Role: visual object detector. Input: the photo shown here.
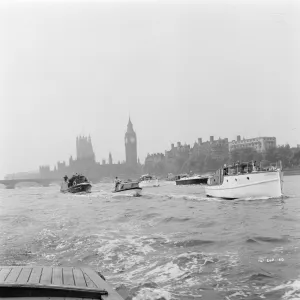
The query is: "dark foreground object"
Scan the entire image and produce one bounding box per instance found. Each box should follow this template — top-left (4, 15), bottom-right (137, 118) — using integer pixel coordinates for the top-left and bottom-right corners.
top-left (0, 266), bottom-right (123, 299)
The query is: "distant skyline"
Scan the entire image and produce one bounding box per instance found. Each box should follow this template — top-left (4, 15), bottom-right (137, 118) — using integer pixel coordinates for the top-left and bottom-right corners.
top-left (0, 0), bottom-right (299, 179)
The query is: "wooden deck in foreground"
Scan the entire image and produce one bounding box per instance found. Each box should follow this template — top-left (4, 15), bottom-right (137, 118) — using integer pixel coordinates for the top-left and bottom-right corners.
top-left (0, 266), bottom-right (123, 299)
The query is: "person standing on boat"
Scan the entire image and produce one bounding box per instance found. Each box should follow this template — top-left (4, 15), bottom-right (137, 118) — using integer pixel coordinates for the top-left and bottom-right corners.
top-left (115, 177), bottom-right (121, 191)
top-left (61, 175), bottom-right (69, 191)
top-left (252, 161), bottom-right (257, 172)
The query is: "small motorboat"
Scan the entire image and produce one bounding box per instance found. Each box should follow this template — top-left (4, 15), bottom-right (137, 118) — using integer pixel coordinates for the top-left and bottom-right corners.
top-left (60, 174), bottom-right (92, 193)
top-left (205, 161), bottom-right (284, 199)
top-left (112, 180), bottom-right (142, 196)
top-left (175, 174), bottom-right (208, 185)
top-left (0, 265), bottom-right (124, 299)
top-left (138, 174), bottom-right (159, 188)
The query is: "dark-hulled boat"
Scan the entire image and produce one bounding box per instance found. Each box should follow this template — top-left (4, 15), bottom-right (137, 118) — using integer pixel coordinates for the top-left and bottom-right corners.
top-left (176, 175), bottom-right (208, 185)
top-left (60, 174), bottom-right (92, 193)
top-left (0, 265), bottom-right (123, 299)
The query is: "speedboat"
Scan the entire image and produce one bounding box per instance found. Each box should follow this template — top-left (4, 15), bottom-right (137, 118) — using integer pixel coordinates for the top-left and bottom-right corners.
top-left (60, 174), bottom-right (92, 193)
top-left (138, 174), bottom-right (159, 188)
top-left (176, 174), bottom-right (208, 185)
top-left (112, 181), bottom-right (142, 196)
top-left (205, 161), bottom-right (284, 199)
top-left (0, 265), bottom-right (124, 299)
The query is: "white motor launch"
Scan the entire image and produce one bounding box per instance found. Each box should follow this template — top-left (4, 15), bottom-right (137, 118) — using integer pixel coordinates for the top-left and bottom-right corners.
top-left (138, 174), bottom-right (160, 188)
top-left (205, 161), bottom-right (283, 199)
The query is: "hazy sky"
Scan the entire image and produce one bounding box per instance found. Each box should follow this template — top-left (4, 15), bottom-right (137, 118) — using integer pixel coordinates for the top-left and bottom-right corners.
top-left (0, 0), bottom-right (299, 178)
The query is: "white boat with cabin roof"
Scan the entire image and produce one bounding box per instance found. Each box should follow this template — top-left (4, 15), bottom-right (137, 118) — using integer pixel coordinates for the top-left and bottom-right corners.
top-left (138, 174), bottom-right (160, 188)
top-left (112, 180), bottom-right (142, 196)
top-left (205, 161), bottom-right (283, 199)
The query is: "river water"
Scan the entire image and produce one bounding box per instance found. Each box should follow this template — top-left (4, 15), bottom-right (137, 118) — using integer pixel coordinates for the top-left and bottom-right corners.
top-left (0, 176), bottom-right (300, 300)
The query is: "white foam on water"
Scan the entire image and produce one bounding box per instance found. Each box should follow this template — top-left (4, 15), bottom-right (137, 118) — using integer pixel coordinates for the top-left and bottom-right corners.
top-left (240, 196), bottom-right (273, 201)
top-left (132, 288), bottom-right (172, 300)
top-left (123, 262), bottom-right (159, 282)
top-left (95, 234), bottom-right (156, 272)
top-left (264, 279), bottom-right (300, 300)
top-left (177, 251), bottom-right (202, 259)
top-left (183, 276), bottom-right (202, 287)
top-left (163, 193), bottom-right (209, 202)
top-left (41, 253), bottom-right (56, 260)
top-left (145, 262), bottom-right (186, 283)
top-left (227, 290), bottom-right (249, 298)
top-left (55, 241), bottom-right (69, 250)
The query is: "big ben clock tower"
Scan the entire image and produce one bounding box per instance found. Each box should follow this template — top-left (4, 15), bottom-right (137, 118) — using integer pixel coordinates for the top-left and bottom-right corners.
top-left (125, 117), bottom-right (137, 168)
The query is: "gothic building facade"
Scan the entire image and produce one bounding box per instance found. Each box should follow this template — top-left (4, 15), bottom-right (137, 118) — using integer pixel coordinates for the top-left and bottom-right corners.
top-left (39, 118), bottom-right (141, 181)
top-left (76, 135), bottom-right (95, 160)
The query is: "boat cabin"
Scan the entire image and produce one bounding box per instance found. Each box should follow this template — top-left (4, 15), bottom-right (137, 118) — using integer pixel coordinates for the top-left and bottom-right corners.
top-left (115, 181), bottom-right (140, 192)
top-left (208, 161), bottom-right (282, 186)
top-left (139, 174), bottom-right (154, 181)
top-left (223, 161), bottom-right (280, 176)
top-left (174, 174), bottom-right (189, 180)
top-left (68, 174), bottom-right (89, 187)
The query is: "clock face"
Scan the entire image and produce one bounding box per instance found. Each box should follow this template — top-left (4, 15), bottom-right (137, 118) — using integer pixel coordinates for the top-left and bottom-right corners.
top-left (130, 137), bottom-right (135, 143)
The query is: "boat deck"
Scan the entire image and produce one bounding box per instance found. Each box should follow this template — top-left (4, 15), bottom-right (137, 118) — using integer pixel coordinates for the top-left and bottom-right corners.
top-left (0, 266), bottom-right (123, 299)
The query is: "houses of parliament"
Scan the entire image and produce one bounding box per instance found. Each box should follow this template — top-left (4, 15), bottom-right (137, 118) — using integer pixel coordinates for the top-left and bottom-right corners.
top-left (39, 118), bottom-right (142, 181)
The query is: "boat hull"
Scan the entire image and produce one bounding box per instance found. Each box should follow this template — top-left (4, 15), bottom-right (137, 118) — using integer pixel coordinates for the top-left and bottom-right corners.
top-left (205, 170), bottom-right (283, 199)
top-left (61, 182), bottom-right (92, 194)
top-left (139, 179), bottom-right (159, 188)
top-left (176, 177), bottom-right (208, 185)
top-left (112, 187), bottom-right (142, 195)
top-left (113, 181), bottom-right (142, 195)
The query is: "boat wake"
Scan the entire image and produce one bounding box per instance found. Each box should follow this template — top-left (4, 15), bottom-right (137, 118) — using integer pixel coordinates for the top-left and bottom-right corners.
top-left (264, 278), bottom-right (300, 299)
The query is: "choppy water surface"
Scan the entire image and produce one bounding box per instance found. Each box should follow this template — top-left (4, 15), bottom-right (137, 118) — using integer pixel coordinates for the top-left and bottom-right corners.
top-left (0, 176), bottom-right (300, 300)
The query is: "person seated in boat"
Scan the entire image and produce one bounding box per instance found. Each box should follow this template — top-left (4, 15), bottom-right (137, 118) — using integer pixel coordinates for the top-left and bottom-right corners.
top-left (236, 161), bottom-right (243, 174)
top-left (68, 174), bottom-right (77, 187)
top-left (223, 167), bottom-right (228, 176)
top-left (68, 176), bottom-right (73, 187)
top-left (230, 163), bottom-right (237, 175)
top-left (255, 161), bottom-right (262, 171)
top-left (247, 162), bottom-right (253, 173)
top-left (240, 163), bottom-right (247, 174)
